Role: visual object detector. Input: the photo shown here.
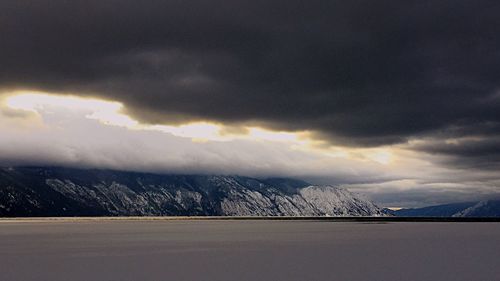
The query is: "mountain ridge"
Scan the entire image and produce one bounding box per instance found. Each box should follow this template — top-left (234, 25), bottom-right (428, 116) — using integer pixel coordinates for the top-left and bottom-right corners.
top-left (0, 167), bottom-right (384, 217)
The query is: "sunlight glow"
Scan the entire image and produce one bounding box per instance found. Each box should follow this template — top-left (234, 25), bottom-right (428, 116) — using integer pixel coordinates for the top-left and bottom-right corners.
top-left (3, 91), bottom-right (310, 143)
top-left (247, 128), bottom-right (301, 142)
top-left (6, 92), bottom-right (138, 128)
top-left (365, 150), bottom-right (393, 165)
top-left (7, 93), bottom-right (121, 113)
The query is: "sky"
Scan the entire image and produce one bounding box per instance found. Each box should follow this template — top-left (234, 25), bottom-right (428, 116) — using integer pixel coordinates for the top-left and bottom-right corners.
top-left (1, 1), bottom-right (500, 207)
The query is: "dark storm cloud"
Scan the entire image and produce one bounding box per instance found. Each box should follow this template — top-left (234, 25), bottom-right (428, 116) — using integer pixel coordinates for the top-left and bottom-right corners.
top-left (1, 0), bottom-right (500, 147)
top-left (412, 136), bottom-right (500, 170)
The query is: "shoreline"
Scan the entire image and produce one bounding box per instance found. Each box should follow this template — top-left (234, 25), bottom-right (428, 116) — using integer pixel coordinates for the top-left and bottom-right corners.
top-left (1, 216), bottom-right (500, 223)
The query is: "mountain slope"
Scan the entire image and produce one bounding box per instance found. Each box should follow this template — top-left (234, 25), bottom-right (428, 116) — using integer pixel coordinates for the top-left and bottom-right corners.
top-left (392, 201), bottom-right (500, 217)
top-left (452, 200), bottom-right (500, 217)
top-left (0, 167), bottom-right (384, 217)
top-left (391, 202), bottom-right (477, 217)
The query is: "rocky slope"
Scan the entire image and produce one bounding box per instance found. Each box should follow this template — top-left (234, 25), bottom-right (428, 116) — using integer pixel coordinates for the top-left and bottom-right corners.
top-left (0, 167), bottom-right (384, 217)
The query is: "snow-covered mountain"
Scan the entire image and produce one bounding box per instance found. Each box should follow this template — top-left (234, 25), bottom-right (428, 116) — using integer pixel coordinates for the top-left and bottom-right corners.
top-left (0, 167), bottom-right (384, 217)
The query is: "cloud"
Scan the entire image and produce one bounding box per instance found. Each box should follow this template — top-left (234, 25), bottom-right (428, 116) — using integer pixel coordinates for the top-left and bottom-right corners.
top-left (1, 1), bottom-right (500, 207)
top-left (1, 1), bottom-right (500, 147)
top-left (409, 135), bottom-right (500, 170)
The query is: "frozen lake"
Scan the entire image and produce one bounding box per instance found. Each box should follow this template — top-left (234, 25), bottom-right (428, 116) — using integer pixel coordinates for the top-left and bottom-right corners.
top-left (1, 219), bottom-right (499, 281)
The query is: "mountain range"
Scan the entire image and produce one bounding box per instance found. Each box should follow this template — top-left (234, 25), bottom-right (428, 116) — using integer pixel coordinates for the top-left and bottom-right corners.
top-left (0, 167), bottom-right (384, 217)
top-left (388, 200), bottom-right (500, 217)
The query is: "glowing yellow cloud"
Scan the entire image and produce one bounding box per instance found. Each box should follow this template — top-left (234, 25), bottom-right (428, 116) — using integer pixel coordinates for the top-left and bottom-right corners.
top-left (2, 91), bottom-right (399, 166)
top-left (2, 91), bottom-right (311, 143)
top-left (7, 92), bottom-right (120, 113)
top-left (6, 92), bottom-right (138, 127)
